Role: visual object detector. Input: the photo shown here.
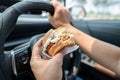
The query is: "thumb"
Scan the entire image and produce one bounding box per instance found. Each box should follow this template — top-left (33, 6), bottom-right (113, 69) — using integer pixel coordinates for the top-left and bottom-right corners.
top-left (52, 53), bottom-right (64, 66)
top-left (52, 49), bottom-right (66, 66)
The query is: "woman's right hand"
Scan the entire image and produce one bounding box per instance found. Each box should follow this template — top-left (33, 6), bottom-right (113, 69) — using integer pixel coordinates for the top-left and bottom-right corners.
top-left (48, 0), bottom-right (72, 28)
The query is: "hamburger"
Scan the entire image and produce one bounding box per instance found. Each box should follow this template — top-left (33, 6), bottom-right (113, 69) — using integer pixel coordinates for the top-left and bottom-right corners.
top-left (41, 27), bottom-right (75, 57)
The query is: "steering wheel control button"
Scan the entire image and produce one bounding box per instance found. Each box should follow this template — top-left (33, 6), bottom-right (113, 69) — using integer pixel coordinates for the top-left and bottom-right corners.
top-left (15, 50), bottom-right (30, 75)
top-left (19, 50), bottom-right (29, 65)
top-left (12, 42), bottom-right (30, 76)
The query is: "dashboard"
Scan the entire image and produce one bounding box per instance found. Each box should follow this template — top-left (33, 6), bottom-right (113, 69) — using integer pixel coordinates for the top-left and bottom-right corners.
top-left (0, 1), bottom-right (119, 80)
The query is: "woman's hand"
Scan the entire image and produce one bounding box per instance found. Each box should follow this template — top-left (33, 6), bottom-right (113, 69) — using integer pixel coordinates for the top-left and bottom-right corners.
top-left (30, 39), bottom-right (65, 80)
top-left (48, 0), bottom-right (72, 28)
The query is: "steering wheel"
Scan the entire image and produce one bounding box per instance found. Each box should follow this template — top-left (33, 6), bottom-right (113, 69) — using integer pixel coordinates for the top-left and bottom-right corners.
top-left (0, 1), bottom-right (81, 80)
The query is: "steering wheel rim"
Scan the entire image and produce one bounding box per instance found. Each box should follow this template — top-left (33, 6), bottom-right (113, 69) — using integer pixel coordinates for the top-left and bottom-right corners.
top-left (0, 1), bottom-right (54, 80)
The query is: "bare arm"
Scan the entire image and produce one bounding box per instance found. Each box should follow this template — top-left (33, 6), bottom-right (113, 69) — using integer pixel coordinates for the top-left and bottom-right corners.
top-left (49, 0), bottom-right (120, 76)
top-left (65, 24), bottom-right (120, 75)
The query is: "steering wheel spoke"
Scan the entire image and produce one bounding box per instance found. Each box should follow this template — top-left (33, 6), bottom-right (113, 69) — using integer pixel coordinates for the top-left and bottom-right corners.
top-left (11, 42), bottom-right (30, 76)
top-left (0, 1), bottom-right (82, 80)
top-left (0, 1), bottom-right (54, 80)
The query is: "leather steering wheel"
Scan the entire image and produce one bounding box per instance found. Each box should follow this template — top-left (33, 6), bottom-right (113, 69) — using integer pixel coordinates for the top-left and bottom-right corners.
top-left (0, 1), bottom-right (81, 80)
top-left (0, 1), bottom-right (54, 80)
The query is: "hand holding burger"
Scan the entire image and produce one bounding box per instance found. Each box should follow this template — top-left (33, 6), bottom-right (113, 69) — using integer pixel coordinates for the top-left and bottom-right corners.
top-left (41, 27), bottom-right (76, 58)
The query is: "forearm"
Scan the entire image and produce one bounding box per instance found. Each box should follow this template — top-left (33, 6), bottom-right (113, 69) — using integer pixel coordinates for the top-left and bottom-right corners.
top-left (65, 24), bottom-right (120, 75)
top-left (90, 39), bottom-right (120, 75)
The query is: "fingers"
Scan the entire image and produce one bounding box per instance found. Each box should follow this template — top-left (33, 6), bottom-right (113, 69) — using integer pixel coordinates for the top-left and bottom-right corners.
top-left (51, 0), bottom-right (66, 14)
top-left (47, 0), bottom-right (64, 17)
top-left (52, 53), bottom-right (64, 66)
top-left (51, 0), bottom-right (63, 9)
top-left (32, 38), bottom-right (43, 57)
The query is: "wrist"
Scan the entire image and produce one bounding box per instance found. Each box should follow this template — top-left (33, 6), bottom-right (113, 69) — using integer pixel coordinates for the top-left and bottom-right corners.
top-left (62, 24), bottom-right (82, 43)
top-left (59, 24), bottom-right (74, 33)
top-left (63, 24), bottom-right (78, 35)
top-left (57, 23), bottom-right (81, 43)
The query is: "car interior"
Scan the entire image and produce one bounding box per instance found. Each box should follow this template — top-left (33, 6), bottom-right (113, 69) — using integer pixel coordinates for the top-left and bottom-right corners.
top-left (0, 0), bottom-right (120, 80)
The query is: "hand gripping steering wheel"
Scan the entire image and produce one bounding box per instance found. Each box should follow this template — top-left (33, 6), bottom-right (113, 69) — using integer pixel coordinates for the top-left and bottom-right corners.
top-left (0, 1), bottom-right (54, 80)
top-left (0, 1), bottom-right (81, 80)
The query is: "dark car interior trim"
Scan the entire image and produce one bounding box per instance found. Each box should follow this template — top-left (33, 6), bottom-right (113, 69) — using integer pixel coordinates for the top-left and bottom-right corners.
top-left (0, 6), bottom-right (119, 80)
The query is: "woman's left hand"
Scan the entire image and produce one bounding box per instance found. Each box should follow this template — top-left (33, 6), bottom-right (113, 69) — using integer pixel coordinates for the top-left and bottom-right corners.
top-left (30, 39), bottom-right (65, 80)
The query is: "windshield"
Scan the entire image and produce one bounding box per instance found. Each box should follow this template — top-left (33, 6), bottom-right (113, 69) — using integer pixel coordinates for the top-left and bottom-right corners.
top-left (26, 0), bottom-right (120, 20)
top-left (66, 0), bottom-right (120, 20)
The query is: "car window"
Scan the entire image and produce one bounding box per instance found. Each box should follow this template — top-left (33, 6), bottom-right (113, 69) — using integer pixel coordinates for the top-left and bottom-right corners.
top-left (66, 0), bottom-right (120, 20)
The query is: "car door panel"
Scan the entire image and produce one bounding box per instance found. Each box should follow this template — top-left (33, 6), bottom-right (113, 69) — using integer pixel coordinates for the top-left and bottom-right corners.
top-left (71, 20), bottom-right (120, 47)
top-left (86, 20), bottom-right (120, 47)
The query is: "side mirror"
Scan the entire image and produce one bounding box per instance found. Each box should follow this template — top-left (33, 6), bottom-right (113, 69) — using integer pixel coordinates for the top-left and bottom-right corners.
top-left (69, 5), bottom-right (86, 20)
